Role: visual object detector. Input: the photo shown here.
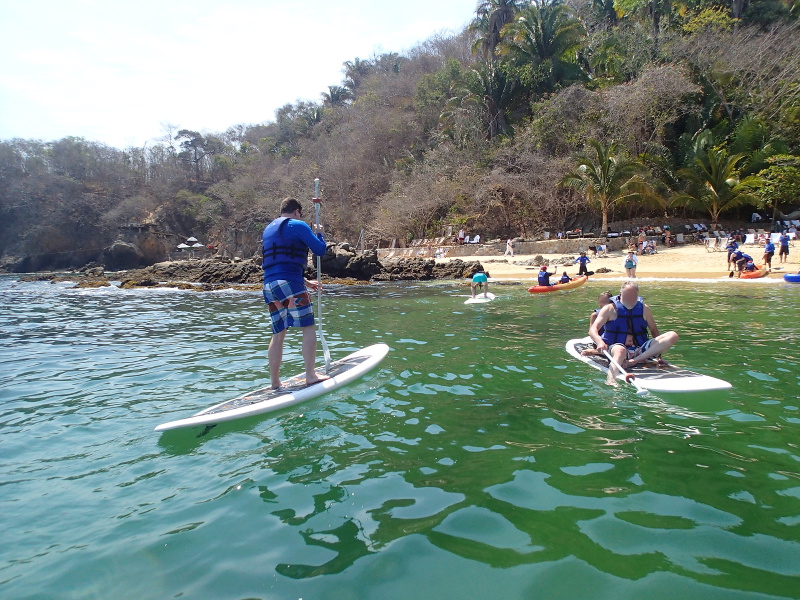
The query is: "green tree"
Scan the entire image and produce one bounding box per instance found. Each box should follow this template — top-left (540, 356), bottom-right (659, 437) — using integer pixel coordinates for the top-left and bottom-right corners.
top-left (671, 146), bottom-right (761, 222)
top-left (560, 139), bottom-right (659, 232)
top-left (499, 0), bottom-right (587, 95)
top-left (470, 0), bottom-right (524, 59)
top-left (750, 154), bottom-right (800, 222)
top-left (322, 85), bottom-right (354, 107)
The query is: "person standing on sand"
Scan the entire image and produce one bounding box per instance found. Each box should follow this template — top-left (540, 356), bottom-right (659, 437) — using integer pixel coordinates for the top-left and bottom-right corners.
top-left (763, 238), bottom-right (775, 271)
top-left (261, 197), bottom-right (329, 390)
top-left (778, 231), bottom-right (790, 263)
top-left (589, 281), bottom-right (679, 386)
top-left (725, 238), bottom-right (739, 268)
top-left (574, 251), bottom-right (592, 276)
top-left (504, 238), bottom-right (515, 257)
top-left (623, 251), bottom-right (638, 278)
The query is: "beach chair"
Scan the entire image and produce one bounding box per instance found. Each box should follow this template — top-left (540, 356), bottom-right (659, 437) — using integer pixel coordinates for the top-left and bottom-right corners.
top-left (675, 233), bottom-right (685, 244)
top-left (744, 233), bottom-right (755, 245)
top-left (705, 238), bottom-right (717, 252)
top-left (791, 220), bottom-right (800, 227)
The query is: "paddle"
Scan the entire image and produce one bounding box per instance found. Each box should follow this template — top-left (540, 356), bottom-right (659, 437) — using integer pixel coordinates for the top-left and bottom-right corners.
top-left (313, 178), bottom-right (331, 373)
top-left (602, 349), bottom-right (648, 396)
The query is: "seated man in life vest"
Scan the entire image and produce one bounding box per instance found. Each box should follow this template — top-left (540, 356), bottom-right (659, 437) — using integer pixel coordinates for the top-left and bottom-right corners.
top-left (589, 280), bottom-right (679, 385)
top-left (537, 264), bottom-right (558, 286)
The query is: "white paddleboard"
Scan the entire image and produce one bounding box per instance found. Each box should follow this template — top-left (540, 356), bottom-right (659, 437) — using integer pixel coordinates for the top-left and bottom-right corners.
top-left (155, 343), bottom-right (390, 431)
top-left (566, 337), bottom-right (731, 393)
top-left (464, 292), bottom-right (496, 304)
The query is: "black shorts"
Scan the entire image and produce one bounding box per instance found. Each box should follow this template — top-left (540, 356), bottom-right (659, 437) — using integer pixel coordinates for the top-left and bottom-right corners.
top-left (764, 252), bottom-right (774, 260)
top-left (779, 246), bottom-right (789, 256)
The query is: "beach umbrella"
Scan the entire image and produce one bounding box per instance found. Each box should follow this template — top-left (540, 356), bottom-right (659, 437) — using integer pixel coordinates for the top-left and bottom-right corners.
top-left (186, 237), bottom-right (198, 242)
top-left (191, 243), bottom-right (204, 248)
top-left (177, 243), bottom-right (190, 249)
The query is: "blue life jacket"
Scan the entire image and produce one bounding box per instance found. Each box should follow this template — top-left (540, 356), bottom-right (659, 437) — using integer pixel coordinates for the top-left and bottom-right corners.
top-left (261, 217), bottom-right (308, 271)
top-left (538, 271), bottom-right (551, 286)
top-left (560, 274), bottom-right (570, 284)
top-left (601, 295), bottom-right (649, 347)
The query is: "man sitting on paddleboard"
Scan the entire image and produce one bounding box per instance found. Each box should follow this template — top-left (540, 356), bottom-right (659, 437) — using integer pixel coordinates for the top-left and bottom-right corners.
top-left (589, 281), bottom-right (679, 386)
top-left (262, 197), bottom-right (330, 389)
top-left (538, 264), bottom-right (557, 286)
top-left (471, 271), bottom-right (489, 298)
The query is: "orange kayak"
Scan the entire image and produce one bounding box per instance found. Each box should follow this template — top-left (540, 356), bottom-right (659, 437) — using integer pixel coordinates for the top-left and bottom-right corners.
top-left (529, 275), bottom-right (588, 293)
top-left (740, 265), bottom-right (768, 279)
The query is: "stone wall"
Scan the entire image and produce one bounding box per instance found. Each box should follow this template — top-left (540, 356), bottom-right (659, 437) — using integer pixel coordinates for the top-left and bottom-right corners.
top-left (443, 237), bottom-right (632, 257)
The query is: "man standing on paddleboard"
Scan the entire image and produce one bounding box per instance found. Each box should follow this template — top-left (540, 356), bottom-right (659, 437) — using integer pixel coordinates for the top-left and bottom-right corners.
top-left (262, 198), bottom-right (330, 389)
top-left (589, 281), bottom-right (679, 386)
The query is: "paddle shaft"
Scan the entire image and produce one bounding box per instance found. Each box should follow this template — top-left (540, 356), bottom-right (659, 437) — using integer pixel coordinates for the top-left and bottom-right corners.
top-left (313, 179), bottom-right (331, 373)
top-left (602, 349), bottom-right (647, 395)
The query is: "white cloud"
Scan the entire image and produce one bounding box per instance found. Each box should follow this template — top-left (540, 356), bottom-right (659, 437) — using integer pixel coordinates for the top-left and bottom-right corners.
top-left (0, 0), bottom-right (474, 148)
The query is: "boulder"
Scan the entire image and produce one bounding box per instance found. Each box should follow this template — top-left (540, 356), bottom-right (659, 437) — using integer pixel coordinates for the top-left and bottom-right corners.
top-left (103, 242), bottom-right (143, 270)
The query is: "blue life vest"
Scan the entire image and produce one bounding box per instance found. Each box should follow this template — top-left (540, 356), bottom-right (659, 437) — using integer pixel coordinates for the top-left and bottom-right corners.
top-left (538, 270), bottom-right (551, 286)
top-left (601, 295), bottom-right (649, 347)
top-left (560, 274), bottom-right (570, 284)
top-left (261, 217), bottom-right (308, 271)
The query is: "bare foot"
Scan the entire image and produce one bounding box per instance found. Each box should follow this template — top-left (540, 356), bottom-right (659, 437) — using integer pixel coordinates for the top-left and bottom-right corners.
top-left (306, 374), bottom-right (331, 387)
top-left (605, 378), bottom-right (618, 387)
top-left (270, 383), bottom-right (283, 391)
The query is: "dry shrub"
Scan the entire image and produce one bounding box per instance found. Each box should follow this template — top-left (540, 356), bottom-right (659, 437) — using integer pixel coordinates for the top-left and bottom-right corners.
top-left (601, 65), bottom-right (700, 156)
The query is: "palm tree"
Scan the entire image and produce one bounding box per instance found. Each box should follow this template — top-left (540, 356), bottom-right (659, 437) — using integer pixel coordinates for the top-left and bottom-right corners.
top-left (671, 147), bottom-right (760, 223)
top-left (322, 85), bottom-right (353, 108)
top-left (470, 0), bottom-right (524, 59)
top-left (499, 0), bottom-right (587, 94)
top-left (561, 140), bottom-right (660, 233)
top-left (342, 57), bottom-right (372, 90)
top-left (444, 60), bottom-right (519, 140)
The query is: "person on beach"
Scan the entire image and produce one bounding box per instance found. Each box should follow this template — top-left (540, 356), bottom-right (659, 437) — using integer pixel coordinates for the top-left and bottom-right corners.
top-left (261, 197), bottom-right (329, 390)
top-left (504, 238), bottom-right (515, 257)
top-left (589, 281), bottom-right (679, 386)
top-left (574, 251), bottom-right (592, 276)
top-left (458, 228), bottom-right (466, 245)
top-left (664, 228), bottom-right (673, 247)
top-left (623, 251), bottom-right (638, 278)
top-left (538, 264), bottom-right (558, 286)
top-left (730, 249), bottom-right (753, 277)
top-left (725, 238), bottom-right (739, 268)
top-left (637, 230), bottom-right (647, 254)
top-left (763, 239), bottom-right (775, 271)
top-left (778, 232), bottom-right (790, 263)
top-left (471, 271), bottom-right (489, 298)
top-left (581, 291), bottom-right (613, 356)
top-left (559, 271), bottom-right (571, 284)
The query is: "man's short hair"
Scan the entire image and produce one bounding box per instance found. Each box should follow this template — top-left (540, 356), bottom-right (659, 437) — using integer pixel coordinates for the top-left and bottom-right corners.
top-left (280, 197), bottom-right (303, 215)
top-left (621, 280), bottom-right (639, 293)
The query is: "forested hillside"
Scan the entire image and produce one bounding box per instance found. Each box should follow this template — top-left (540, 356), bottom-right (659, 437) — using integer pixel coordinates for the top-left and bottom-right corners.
top-left (2, 0), bottom-right (799, 271)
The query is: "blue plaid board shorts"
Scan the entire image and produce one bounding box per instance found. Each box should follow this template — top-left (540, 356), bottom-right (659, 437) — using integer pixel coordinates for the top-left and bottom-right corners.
top-left (262, 279), bottom-right (315, 334)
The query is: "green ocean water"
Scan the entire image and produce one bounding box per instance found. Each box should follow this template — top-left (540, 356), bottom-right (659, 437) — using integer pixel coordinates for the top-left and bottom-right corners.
top-left (1, 275), bottom-right (799, 600)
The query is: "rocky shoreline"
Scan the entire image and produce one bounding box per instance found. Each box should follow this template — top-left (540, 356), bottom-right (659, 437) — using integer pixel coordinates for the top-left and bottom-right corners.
top-left (18, 242), bottom-right (486, 290)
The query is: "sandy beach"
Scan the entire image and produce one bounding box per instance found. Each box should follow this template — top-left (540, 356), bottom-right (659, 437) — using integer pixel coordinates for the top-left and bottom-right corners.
top-left (437, 242), bottom-right (799, 281)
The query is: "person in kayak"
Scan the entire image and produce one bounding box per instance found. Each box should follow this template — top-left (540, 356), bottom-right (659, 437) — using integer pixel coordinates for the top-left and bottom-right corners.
top-left (470, 271), bottom-right (490, 298)
top-left (559, 271), bottom-right (571, 284)
top-left (538, 264), bottom-right (558, 286)
top-left (262, 197), bottom-right (330, 390)
top-left (589, 281), bottom-right (679, 385)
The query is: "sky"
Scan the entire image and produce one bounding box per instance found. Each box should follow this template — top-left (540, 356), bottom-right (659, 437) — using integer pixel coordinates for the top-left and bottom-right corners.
top-left (0, 0), bottom-right (476, 149)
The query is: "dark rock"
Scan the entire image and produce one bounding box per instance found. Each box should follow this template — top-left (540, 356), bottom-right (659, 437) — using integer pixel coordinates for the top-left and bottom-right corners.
top-left (103, 242), bottom-right (143, 270)
top-left (595, 267), bottom-right (613, 273)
